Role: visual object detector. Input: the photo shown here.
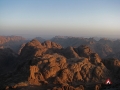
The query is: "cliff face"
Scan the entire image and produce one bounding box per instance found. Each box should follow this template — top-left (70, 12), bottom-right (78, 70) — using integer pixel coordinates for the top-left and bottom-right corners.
top-left (1, 39), bottom-right (120, 90)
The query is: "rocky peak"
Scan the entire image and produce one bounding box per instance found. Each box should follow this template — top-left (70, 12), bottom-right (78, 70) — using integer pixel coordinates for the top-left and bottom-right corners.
top-left (42, 40), bottom-right (62, 49)
top-left (19, 40), bottom-right (62, 59)
top-left (75, 45), bottom-right (92, 58)
top-left (19, 39), bottom-right (44, 59)
top-left (27, 39), bottom-right (43, 48)
top-left (90, 53), bottom-right (101, 64)
top-left (62, 46), bottom-right (79, 59)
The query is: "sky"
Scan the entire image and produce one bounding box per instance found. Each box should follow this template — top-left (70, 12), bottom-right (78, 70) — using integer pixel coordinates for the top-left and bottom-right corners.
top-left (0, 0), bottom-right (120, 39)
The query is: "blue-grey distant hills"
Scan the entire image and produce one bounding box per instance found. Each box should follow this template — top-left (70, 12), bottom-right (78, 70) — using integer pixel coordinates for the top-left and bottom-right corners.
top-left (0, 36), bottom-right (45, 54)
top-left (0, 36), bottom-right (28, 53)
top-left (51, 36), bottom-right (120, 59)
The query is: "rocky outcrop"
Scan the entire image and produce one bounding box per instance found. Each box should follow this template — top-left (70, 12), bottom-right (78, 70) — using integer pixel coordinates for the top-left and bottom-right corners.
top-left (75, 45), bottom-right (92, 58)
top-left (16, 53), bottom-right (109, 89)
top-left (42, 40), bottom-right (62, 49)
top-left (62, 46), bottom-right (79, 59)
top-left (90, 53), bottom-right (101, 65)
top-left (1, 39), bottom-right (120, 90)
top-left (19, 39), bottom-right (62, 60)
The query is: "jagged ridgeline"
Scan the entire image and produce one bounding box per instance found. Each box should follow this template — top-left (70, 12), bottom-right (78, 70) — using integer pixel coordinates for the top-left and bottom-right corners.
top-left (0, 39), bottom-right (120, 90)
top-left (51, 36), bottom-right (120, 59)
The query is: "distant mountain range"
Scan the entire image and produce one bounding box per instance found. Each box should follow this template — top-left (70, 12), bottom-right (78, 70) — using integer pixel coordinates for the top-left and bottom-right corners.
top-left (0, 36), bottom-right (45, 54)
top-left (1, 35), bottom-right (120, 59)
top-left (51, 36), bottom-right (120, 59)
top-left (0, 36), bottom-right (27, 53)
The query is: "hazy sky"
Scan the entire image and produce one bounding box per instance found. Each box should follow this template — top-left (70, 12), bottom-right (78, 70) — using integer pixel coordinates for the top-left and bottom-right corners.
top-left (0, 0), bottom-right (120, 39)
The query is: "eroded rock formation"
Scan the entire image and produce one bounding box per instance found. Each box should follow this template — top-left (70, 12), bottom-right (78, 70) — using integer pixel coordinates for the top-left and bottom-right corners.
top-left (0, 39), bottom-right (120, 90)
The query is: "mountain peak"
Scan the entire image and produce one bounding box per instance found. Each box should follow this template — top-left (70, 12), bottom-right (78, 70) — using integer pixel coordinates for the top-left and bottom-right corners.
top-left (27, 39), bottom-right (42, 47)
top-left (42, 40), bottom-right (62, 49)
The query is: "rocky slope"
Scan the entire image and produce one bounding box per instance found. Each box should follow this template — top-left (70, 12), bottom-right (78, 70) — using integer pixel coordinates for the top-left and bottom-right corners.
top-left (1, 39), bottom-right (120, 90)
top-left (0, 48), bottom-right (18, 74)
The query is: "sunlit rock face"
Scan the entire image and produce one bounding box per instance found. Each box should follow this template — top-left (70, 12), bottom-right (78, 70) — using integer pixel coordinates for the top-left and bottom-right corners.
top-left (0, 39), bottom-right (120, 90)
